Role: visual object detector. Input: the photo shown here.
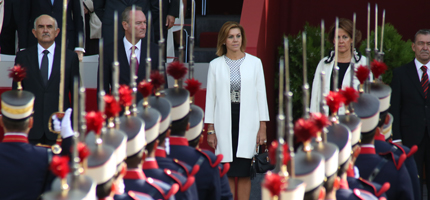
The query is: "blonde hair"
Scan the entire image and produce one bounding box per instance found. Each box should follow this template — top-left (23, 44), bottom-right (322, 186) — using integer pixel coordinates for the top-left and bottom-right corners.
top-left (216, 21), bottom-right (247, 56)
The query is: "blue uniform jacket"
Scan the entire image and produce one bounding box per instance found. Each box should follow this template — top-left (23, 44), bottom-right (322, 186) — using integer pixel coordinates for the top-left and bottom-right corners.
top-left (167, 136), bottom-right (222, 200)
top-left (355, 146), bottom-right (414, 200)
top-left (143, 158), bottom-right (198, 200)
top-left (122, 169), bottom-right (177, 200)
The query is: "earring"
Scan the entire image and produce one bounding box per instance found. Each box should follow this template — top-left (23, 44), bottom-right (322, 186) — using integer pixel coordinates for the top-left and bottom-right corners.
top-left (223, 43), bottom-right (225, 45)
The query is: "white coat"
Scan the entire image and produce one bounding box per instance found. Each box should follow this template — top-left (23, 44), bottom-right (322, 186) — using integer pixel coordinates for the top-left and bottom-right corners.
top-left (310, 51), bottom-right (368, 115)
top-left (204, 53), bottom-right (270, 162)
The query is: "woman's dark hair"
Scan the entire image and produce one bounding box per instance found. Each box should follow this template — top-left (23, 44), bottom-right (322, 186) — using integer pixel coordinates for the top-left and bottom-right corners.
top-left (328, 18), bottom-right (362, 46)
top-left (216, 21), bottom-right (247, 56)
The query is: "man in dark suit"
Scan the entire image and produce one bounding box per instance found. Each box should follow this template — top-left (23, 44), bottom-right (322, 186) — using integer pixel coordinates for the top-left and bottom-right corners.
top-left (95, 0), bottom-right (157, 45)
top-left (13, 14), bottom-right (80, 146)
top-left (99, 6), bottom-right (158, 104)
top-left (0, 0), bottom-right (27, 55)
top-left (391, 29), bottom-right (430, 199)
top-left (21, 0), bottom-right (84, 59)
top-left (153, 0), bottom-right (179, 42)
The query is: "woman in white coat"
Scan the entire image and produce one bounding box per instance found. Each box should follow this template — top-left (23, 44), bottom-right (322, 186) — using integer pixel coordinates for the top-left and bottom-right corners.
top-left (204, 21), bottom-right (270, 200)
top-left (310, 18), bottom-right (368, 114)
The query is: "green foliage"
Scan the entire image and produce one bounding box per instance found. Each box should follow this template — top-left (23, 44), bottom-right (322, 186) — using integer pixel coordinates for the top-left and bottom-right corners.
top-left (278, 23), bottom-right (332, 119)
top-left (279, 23), bottom-right (413, 119)
top-left (358, 23), bottom-right (414, 84)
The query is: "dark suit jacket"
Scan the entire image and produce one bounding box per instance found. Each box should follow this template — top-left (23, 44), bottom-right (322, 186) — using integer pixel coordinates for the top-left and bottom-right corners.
top-left (153, 0), bottom-right (179, 42)
top-left (13, 45), bottom-right (80, 141)
top-left (94, 0), bottom-right (158, 45)
top-left (0, 0), bottom-right (28, 54)
top-left (21, 0), bottom-right (84, 50)
top-left (390, 60), bottom-right (430, 147)
top-left (98, 38), bottom-right (159, 104)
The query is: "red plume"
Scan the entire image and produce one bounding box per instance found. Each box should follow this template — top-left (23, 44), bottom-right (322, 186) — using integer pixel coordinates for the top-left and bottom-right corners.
top-left (371, 59), bottom-right (388, 79)
top-left (77, 142), bottom-right (90, 161)
top-left (263, 172), bottom-right (285, 197)
top-left (137, 80), bottom-right (153, 98)
top-left (185, 78), bottom-right (202, 97)
top-left (9, 65), bottom-right (26, 82)
top-left (118, 85), bottom-right (133, 107)
top-left (356, 65), bottom-right (370, 84)
top-left (310, 112), bottom-right (331, 132)
top-left (104, 95), bottom-right (121, 119)
top-left (268, 141), bottom-right (291, 165)
top-left (167, 61), bottom-right (188, 79)
top-left (85, 111), bottom-right (104, 135)
top-left (325, 91), bottom-right (346, 114)
top-left (150, 71), bottom-right (166, 91)
top-left (340, 87), bottom-right (359, 105)
top-left (268, 141), bottom-right (278, 165)
top-left (294, 118), bottom-right (319, 143)
top-left (50, 155), bottom-right (70, 179)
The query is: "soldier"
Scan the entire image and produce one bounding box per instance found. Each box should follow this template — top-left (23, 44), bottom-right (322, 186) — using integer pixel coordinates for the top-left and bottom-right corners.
top-left (369, 67), bottom-right (421, 199)
top-left (164, 62), bottom-right (222, 200)
top-left (353, 89), bottom-right (414, 200)
top-left (0, 68), bottom-right (73, 199)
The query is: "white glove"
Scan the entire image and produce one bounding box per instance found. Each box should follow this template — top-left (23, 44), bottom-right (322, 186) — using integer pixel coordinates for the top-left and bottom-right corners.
top-left (52, 108), bottom-right (74, 138)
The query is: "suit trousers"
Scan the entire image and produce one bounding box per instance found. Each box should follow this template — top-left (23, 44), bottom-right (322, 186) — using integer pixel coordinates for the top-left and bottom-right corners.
top-left (414, 127), bottom-right (430, 200)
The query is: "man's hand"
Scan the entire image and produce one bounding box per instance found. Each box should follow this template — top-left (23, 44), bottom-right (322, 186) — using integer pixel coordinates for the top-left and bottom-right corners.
top-left (166, 15), bottom-right (175, 29)
top-left (207, 133), bottom-right (217, 149)
top-left (75, 50), bottom-right (84, 62)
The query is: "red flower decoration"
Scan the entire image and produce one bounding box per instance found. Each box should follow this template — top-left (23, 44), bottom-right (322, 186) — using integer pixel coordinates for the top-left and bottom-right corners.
top-left (371, 59), bottom-right (388, 79)
top-left (310, 112), bottom-right (331, 132)
top-left (85, 111), bottom-right (104, 135)
top-left (294, 118), bottom-right (319, 143)
top-left (119, 85), bottom-right (133, 107)
top-left (263, 172), bottom-right (285, 197)
top-left (167, 61), bottom-right (188, 80)
top-left (185, 78), bottom-right (202, 97)
top-left (325, 91), bottom-right (346, 114)
top-left (104, 95), bottom-right (121, 119)
top-left (50, 155), bottom-right (70, 179)
top-left (77, 142), bottom-right (90, 161)
top-left (356, 65), bottom-right (370, 84)
top-left (137, 80), bottom-right (153, 98)
top-left (8, 65), bottom-right (26, 82)
top-left (340, 87), bottom-right (359, 105)
top-left (150, 71), bottom-right (166, 91)
top-left (268, 141), bottom-right (290, 165)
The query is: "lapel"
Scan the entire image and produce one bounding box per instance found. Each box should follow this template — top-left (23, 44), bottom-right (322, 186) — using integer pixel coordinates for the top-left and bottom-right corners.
top-left (27, 46), bottom-right (45, 89)
top-left (138, 39), bottom-right (147, 81)
top-left (119, 39), bottom-right (131, 84)
top-left (47, 45), bottom-right (61, 90)
top-left (405, 60), bottom-right (425, 99)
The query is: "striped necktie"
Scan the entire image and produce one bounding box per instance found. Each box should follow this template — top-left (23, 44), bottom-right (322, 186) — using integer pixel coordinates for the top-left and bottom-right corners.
top-left (421, 65), bottom-right (429, 99)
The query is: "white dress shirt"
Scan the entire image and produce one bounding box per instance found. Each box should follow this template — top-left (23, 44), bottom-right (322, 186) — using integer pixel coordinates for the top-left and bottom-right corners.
top-left (37, 43), bottom-right (56, 79)
top-left (123, 37), bottom-right (141, 65)
top-left (415, 58), bottom-right (430, 81)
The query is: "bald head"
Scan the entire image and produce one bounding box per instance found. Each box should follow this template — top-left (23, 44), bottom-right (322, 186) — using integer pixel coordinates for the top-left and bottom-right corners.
top-left (32, 14), bottom-right (60, 48)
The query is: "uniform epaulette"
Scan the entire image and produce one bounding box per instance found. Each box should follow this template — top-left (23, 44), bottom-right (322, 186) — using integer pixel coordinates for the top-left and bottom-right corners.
top-left (128, 190), bottom-right (154, 200)
top-left (173, 158), bottom-right (200, 177)
top-left (389, 142), bottom-right (418, 158)
top-left (218, 163), bottom-right (230, 177)
top-left (358, 178), bottom-right (390, 197)
top-left (146, 177), bottom-right (179, 200)
top-left (196, 149), bottom-right (223, 168)
top-left (163, 169), bottom-right (195, 192)
top-left (353, 189), bottom-right (380, 200)
top-left (378, 151), bottom-right (406, 170)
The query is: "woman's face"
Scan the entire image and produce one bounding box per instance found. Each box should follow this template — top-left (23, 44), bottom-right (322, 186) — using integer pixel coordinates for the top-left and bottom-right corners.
top-left (333, 28), bottom-right (352, 54)
top-left (225, 28), bottom-right (242, 53)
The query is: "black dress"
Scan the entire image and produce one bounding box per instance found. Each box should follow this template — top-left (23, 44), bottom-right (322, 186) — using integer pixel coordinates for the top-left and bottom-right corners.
top-left (224, 55), bottom-right (252, 177)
